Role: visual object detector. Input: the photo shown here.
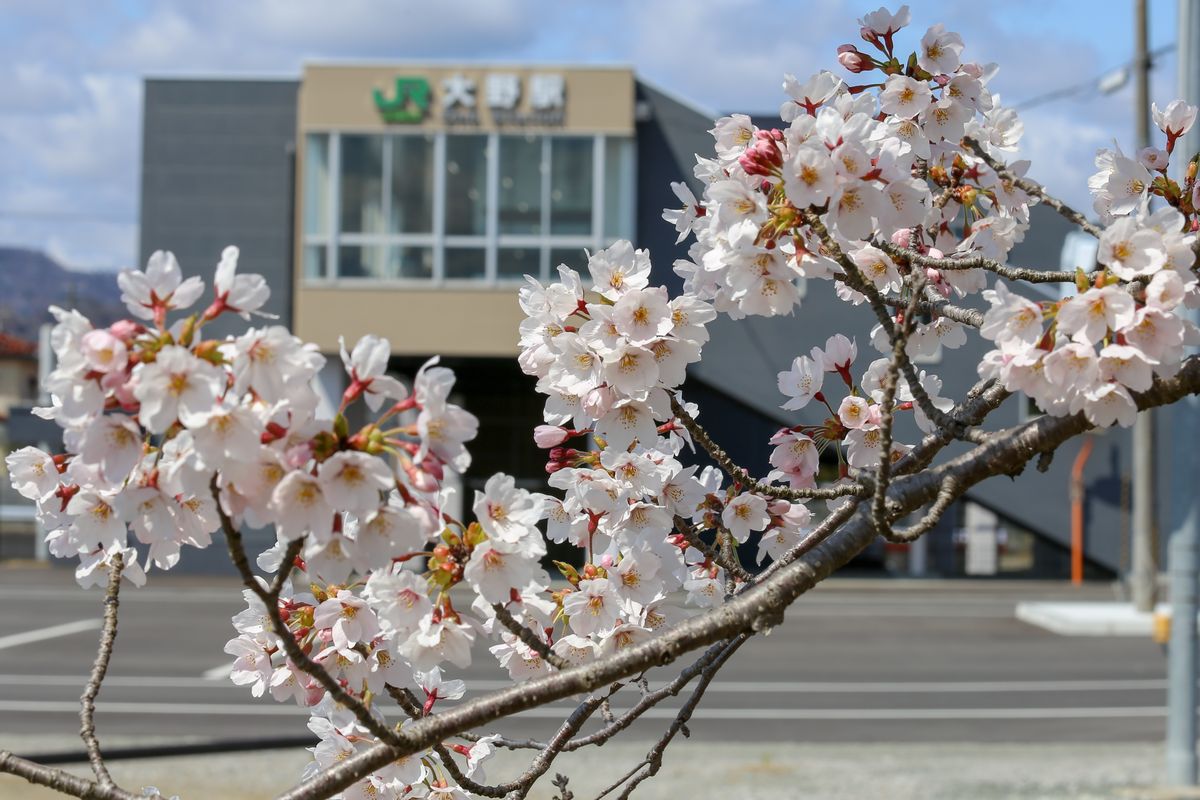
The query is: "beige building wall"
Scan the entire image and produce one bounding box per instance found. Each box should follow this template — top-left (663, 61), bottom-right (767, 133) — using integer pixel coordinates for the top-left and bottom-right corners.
top-left (293, 64), bottom-right (634, 356)
top-left (296, 286), bottom-right (526, 357)
top-left (0, 360), bottom-right (35, 413)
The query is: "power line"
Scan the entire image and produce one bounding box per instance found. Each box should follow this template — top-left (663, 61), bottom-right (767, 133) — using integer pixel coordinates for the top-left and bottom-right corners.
top-left (1013, 43), bottom-right (1176, 111)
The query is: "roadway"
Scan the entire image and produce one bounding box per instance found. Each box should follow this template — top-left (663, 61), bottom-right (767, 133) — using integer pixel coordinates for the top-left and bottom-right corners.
top-left (0, 565), bottom-right (1171, 753)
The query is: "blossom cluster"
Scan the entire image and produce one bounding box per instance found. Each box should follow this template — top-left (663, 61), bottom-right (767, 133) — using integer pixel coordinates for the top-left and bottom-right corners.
top-left (979, 109), bottom-right (1200, 427)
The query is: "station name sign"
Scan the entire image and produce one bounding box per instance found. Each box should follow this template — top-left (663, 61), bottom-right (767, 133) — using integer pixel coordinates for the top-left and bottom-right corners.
top-left (374, 72), bottom-right (566, 127)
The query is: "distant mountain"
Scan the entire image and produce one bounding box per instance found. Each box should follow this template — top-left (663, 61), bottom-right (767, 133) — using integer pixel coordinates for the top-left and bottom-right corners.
top-left (0, 248), bottom-right (125, 341)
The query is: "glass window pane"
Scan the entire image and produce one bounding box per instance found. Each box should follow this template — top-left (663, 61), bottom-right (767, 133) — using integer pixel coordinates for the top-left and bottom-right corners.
top-left (551, 137), bottom-right (593, 236)
top-left (390, 135), bottom-right (434, 233)
top-left (604, 137), bottom-right (636, 240)
top-left (499, 135), bottom-right (543, 235)
top-left (304, 134), bottom-right (330, 236)
top-left (445, 247), bottom-right (486, 280)
top-left (340, 135), bottom-right (384, 234)
top-left (303, 244), bottom-right (327, 279)
top-left (391, 246), bottom-right (433, 280)
top-left (550, 247), bottom-right (588, 276)
top-left (338, 245), bottom-right (387, 279)
top-left (498, 247), bottom-right (540, 281)
top-left (445, 135), bottom-right (488, 236)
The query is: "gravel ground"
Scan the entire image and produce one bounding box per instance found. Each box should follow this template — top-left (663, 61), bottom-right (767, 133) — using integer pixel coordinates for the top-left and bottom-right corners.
top-left (4, 739), bottom-right (1200, 800)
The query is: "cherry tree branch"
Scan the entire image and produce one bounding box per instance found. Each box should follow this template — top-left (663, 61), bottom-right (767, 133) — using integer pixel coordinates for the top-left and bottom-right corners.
top-left (79, 552), bottom-right (123, 789)
top-left (213, 485), bottom-right (401, 747)
top-left (0, 751), bottom-right (152, 800)
top-left (872, 275), bottom-right (924, 538)
top-left (669, 396), bottom-right (869, 502)
top-left (593, 634), bottom-right (749, 800)
top-left (878, 240), bottom-right (1081, 284)
top-left (491, 603), bottom-right (570, 670)
top-left (273, 356), bottom-right (1200, 800)
top-left (963, 137), bottom-right (1105, 239)
top-left (882, 292), bottom-right (984, 329)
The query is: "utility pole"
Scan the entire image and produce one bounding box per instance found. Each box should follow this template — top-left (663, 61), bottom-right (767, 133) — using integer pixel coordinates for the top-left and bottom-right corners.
top-left (1167, 0), bottom-right (1200, 785)
top-left (1131, 0), bottom-right (1158, 614)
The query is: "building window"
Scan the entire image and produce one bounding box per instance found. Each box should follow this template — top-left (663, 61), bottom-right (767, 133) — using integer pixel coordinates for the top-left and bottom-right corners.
top-left (301, 131), bottom-right (635, 285)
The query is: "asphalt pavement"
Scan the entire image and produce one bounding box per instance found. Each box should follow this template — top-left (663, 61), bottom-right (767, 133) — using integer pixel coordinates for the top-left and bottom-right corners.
top-left (0, 564), bottom-right (1170, 752)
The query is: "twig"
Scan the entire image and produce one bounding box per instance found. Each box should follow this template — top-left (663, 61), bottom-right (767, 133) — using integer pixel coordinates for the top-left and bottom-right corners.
top-left (882, 292), bottom-right (984, 329)
top-left (0, 751), bottom-right (152, 800)
top-left (213, 481), bottom-right (401, 748)
top-left (883, 477), bottom-right (960, 542)
top-left (964, 137), bottom-right (1105, 238)
top-left (80, 551), bottom-right (123, 788)
top-left (491, 604), bottom-right (570, 670)
top-left (878, 240), bottom-right (1082, 284)
top-left (669, 396), bottom-right (868, 502)
top-left (674, 517), bottom-right (753, 584)
top-left (872, 274), bottom-right (925, 538)
top-left (593, 634), bottom-right (749, 800)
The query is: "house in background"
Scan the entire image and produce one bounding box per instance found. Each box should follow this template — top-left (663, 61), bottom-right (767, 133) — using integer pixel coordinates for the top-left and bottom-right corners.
top-left (0, 331), bottom-right (40, 560)
top-left (134, 65), bottom-right (1146, 580)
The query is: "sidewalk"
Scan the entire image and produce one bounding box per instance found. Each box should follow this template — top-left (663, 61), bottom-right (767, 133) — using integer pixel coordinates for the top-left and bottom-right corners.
top-left (2, 739), bottom-right (1197, 800)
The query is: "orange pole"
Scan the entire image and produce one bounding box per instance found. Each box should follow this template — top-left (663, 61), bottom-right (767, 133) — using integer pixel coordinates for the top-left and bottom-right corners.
top-left (1071, 436), bottom-right (1095, 585)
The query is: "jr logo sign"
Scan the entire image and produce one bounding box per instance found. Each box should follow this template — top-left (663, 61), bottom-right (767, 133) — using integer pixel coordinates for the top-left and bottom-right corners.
top-left (374, 77), bottom-right (432, 124)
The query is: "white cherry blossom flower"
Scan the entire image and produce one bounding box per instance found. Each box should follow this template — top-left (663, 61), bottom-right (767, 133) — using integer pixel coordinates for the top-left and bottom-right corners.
top-left (318, 451), bottom-right (394, 513)
top-left (269, 472), bottom-right (334, 542)
top-left (132, 346), bottom-right (225, 434)
top-left (339, 335), bottom-right (408, 412)
top-left (721, 493), bottom-right (769, 543)
top-left (117, 251), bottom-right (204, 324)
top-left (562, 578), bottom-right (620, 636)
top-left (6, 447), bottom-right (59, 500)
top-left (211, 246), bottom-right (271, 319)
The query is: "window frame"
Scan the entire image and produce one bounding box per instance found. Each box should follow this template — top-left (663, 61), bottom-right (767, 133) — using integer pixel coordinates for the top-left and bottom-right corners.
top-left (301, 130), bottom-right (636, 289)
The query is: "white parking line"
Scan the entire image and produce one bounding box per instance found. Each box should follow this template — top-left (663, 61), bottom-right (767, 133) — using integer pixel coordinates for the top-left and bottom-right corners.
top-left (0, 700), bottom-right (1172, 721)
top-left (0, 674), bottom-right (1171, 693)
top-left (0, 619), bottom-right (101, 651)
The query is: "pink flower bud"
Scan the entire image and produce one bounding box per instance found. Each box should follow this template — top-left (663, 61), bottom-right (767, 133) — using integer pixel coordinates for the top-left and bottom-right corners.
top-left (284, 443), bottom-right (314, 469)
top-left (836, 44), bottom-right (872, 73)
top-left (109, 319), bottom-right (141, 341)
top-left (599, 554), bottom-right (615, 568)
top-left (890, 228), bottom-right (913, 249)
top-left (582, 386), bottom-right (615, 419)
top-left (533, 425), bottom-right (569, 448)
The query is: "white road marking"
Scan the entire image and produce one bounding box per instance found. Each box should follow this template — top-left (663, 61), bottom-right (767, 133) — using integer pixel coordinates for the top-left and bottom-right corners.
top-left (0, 700), bottom-right (1172, 721)
top-left (0, 674), bottom-right (1171, 693)
top-left (0, 587), bottom-right (236, 603)
top-left (202, 663), bottom-right (234, 681)
top-left (0, 619), bottom-right (101, 651)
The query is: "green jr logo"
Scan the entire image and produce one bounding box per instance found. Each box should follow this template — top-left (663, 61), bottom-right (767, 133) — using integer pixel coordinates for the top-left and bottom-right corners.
top-left (374, 77), bottom-right (432, 124)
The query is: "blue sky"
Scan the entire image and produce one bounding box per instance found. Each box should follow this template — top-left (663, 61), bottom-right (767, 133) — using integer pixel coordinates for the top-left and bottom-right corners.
top-left (0, 0), bottom-right (1181, 270)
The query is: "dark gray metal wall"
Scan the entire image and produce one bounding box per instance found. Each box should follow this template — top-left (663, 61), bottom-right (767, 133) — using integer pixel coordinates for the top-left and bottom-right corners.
top-left (139, 79), bottom-right (299, 337)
